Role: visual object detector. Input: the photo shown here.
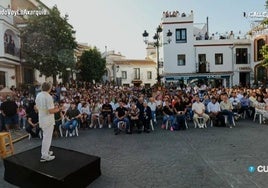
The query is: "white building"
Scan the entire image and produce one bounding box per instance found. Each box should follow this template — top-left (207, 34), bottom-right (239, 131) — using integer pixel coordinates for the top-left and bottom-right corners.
top-left (114, 59), bottom-right (156, 87)
top-left (0, 0), bottom-right (21, 88)
top-left (160, 10), bottom-right (260, 87)
top-left (103, 50), bottom-right (157, 87)
top-left (0, 0), bottom-right (51, 87)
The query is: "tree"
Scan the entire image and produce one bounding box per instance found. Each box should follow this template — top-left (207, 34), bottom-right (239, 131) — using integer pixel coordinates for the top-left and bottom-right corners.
top-left (261, 44), bottom-right (268, 66)
top-left (259, 1), bottom-right (268, 66)
top-left (21, 6), bottom-right (77, 84)
top-left (78, 47), bottom-right (106, 82)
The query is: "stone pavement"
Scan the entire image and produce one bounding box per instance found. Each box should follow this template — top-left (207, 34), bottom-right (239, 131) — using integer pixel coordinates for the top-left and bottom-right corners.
top-left (1, 119), bottom-right (268, 188)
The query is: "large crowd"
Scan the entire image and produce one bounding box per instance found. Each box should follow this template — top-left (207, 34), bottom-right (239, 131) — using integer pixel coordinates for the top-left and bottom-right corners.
top-left (0, 82), bottom-right (268, 137)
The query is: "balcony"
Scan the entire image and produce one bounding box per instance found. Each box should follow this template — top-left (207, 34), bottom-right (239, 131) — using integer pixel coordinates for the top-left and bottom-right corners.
top-left (4, 43), bottom-right (20, 58)
top-left (196, 62), bottom-right (210, 73)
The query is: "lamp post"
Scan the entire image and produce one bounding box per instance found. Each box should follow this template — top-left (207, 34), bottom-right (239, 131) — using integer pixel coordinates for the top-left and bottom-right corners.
top-left (143, 25), bottom-right (172, 85)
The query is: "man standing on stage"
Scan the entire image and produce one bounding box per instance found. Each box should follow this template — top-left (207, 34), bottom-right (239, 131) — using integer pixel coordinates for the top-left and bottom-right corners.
top-left (35, 82), bottom-right (60, 162)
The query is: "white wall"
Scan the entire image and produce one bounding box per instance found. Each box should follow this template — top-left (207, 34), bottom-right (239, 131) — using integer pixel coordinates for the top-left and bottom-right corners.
top-left (0, 0), bottom-right (13, 24)
top-left (0, 67), bottom-right (15, 87)
top-left (117, 64), bottom-right (157, 86)
top-left (195, 45), bottom-right (233, 72)
top-left (162, 11), bottom-right (196, 74)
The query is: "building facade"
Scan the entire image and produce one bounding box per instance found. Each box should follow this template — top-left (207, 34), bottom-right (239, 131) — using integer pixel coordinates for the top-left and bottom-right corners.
top-left (160, 10), bottom-right (264, 88)
top-left (114, 59), bottom-right (156, 87)
top-left (0, 0), bottom-right (51, 87)
top-left (250, 28), bottom-right (268, 87)
top-left (104, 50), bottom-right (157, 87)
top-left (0, 0), bottom-right (21, 88)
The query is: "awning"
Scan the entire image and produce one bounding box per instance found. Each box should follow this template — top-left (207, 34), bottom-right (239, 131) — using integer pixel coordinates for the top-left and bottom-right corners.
top-left (164, 72), bottom-right (233, 81)
top-left (132, 80), bottom-right (142, 84)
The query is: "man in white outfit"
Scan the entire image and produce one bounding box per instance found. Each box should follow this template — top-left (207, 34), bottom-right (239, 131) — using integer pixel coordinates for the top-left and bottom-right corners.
top-left (192, 95), bottom-right (209, 128)
top-left (35, 82), bottom-right (60, 162)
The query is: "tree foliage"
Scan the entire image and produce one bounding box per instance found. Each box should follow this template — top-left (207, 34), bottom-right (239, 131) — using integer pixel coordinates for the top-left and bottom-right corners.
top-left (259, 1), bottom-right (268, 66)
top-left (21, 6), bottom-right (77, 82)
top-left (261, 44), bottom-right (268, 66)
top-left (78, 47), bottom-right (106, 82)
top-left (263, 1), bottom-right (268, 24)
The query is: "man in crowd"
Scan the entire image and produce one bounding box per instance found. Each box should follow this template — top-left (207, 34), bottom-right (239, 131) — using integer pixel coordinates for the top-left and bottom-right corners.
top-left (113, 100), bottom-right (130, 135)
top-left (63, 102), bottom-right (81, 136)
top-left (207, 96), bottom-right (224, 127)
top-left (26, 104), bottom-right (41, 138)
top-left (173, 97), bottom-right (187, 130)
top-left (0, 95), bottom-right (19, 131)
top-left (101, 98), bottom-right (113, 128)
top-left (220, 93), bottom-right (235, 128)
top-left (192, 95), bottom-right (209, 128)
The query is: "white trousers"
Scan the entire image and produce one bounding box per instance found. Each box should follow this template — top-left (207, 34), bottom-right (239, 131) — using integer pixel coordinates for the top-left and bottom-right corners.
top-left (41, 125), bottom-right (54, 157)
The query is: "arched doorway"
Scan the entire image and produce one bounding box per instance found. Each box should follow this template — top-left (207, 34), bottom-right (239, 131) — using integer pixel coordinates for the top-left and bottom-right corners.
top-left (255, 64), bottom-right (267, 86)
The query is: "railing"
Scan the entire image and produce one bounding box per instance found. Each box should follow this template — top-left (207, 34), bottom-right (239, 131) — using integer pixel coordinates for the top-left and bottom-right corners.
top-left (4, 45), bottom-right (20, 58)
top-left (196, 62), bottom-right (210, 73)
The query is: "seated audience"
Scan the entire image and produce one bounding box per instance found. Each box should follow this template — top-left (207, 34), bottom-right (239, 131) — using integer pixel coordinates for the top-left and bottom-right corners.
top-left (192, 95), bottom-right (209, 128)
top-left (26, 105), bottom-right (40, 138)
top-left (63, 102), bottom-right (81, 136)
top-left (113, 100), bottom-right (130, 135)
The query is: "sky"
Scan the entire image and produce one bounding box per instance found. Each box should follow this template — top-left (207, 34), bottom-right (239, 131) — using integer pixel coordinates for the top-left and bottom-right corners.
top-left (41, 0), bottom-right (266, 59)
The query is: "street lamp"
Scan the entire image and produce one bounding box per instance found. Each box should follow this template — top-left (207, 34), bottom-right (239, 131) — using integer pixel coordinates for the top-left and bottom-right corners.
top-left (143, 25), bottom-right (172, 85)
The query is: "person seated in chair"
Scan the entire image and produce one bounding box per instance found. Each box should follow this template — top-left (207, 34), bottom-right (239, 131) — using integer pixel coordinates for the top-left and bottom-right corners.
top-left (90, 100), bottom-right (102, 128)
top-left (63, 102), bottom-right (81, 136)
top-left (207, 96), bottom-right (225, 127)
top-left (100, 98), bottom-right (113, 128)
top-left (192, 95), bottom-right (209, 128)
top-left (129, 103), bottom-right (140, 134)
top-left (161, 100), bottom-right (175, 130)
top-left (220, 94), bottom-right (235, 128)
top-left (239, 93), bottom-right (250, 119)
top-left (173, 97), bottom-right (187, 130)
top-left (142, 101), bottom-right (152, 133)
top-left (80, 101), bottom-right (91, 129)
top-left (113, 100), bottom-right (130, 135)
top-left (26, 105), bottom-right (41, 138)
top-left (229, 91), bottom-right (241, 118)
top-left (54, 102), bottom-right (64, 137)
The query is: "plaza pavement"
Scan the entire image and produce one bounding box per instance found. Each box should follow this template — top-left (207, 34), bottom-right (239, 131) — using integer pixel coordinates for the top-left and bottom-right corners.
top-left (1, 119), bottom-right (268, 188)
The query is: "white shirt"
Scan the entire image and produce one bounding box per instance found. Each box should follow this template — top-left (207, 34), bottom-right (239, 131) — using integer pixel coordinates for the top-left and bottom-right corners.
top-left (207, 101), bottom-right (221, 113)
top-left (35, 91), bottom-right (55, 128)
top-left (192, 101), bottom-right (205, 114)
top-left (81, 105), bottom-right (91, 115)
top-left (229, 97), bottom-right (240, 104)
top-left (148, 101), bottom-right (157, 111)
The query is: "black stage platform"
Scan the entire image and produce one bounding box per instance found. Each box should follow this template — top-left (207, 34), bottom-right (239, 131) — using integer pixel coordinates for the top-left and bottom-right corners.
top-left (3, 146), bottom-right (101, 188)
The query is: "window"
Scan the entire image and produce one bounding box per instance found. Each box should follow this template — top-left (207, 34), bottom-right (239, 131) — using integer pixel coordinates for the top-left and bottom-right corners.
top-left (175, 28), bottom-right (187, 43)
top-left (257, 39), bottom-right (265, 61)
top-left (134, 68), bottom-right (140, 79)
top-left (177, 54), bottom-right (186, 66)
top-left (147, 71), bottom-right (152, 79)
top-left (215, 53), bottom-right (223, 65)
top-left (198, 54), bottom-right (206, 64)
top-left (24, 68), bottom-right (34, 84)
top-left (236, 48), bottom-right (248, 64)
top-left (121, 71), bottom-right (127, 79)
top-left (0, 71), bottom-right (6, 87)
